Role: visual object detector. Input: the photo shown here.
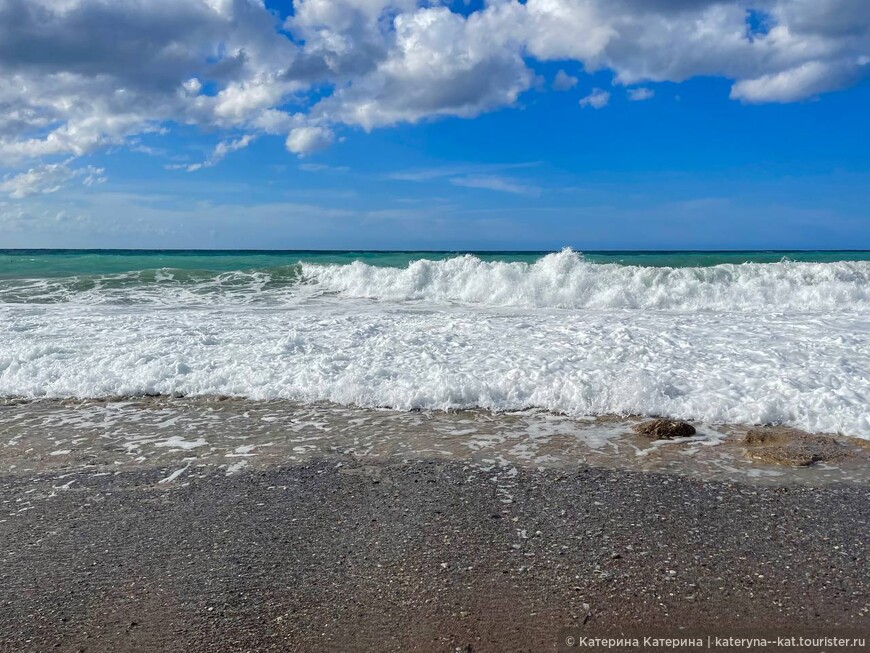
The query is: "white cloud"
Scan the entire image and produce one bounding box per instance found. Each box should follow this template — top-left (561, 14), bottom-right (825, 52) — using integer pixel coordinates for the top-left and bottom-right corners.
top-left (518, 0), bottom-right (617, 62)
top-left (299, 163), bottom-right (350, 173)
top-left (0, 161), bottom-right (105, 199)
top-left (185, 134), bottom-right (256, 172)
top-left (729, 60), bottom-right (857, 103)
top-left (0, 0), bottom-right (296, 166)
top-left (628, 87), bottom-right (655, 101)
top-left (387, 162), bottom-right (540, 183)
top-left (450, 174), bottom-right (542, 196)
top-left (579, 88), bottom-right (611, 109)
top-left (286, 125), bottom-right (335, 156)
top-left (311, 6), bottom-right (533, 130)
top-left (387, 162), bottom-right (542, 195)
top-left (0, 0), bottom-right (867, 172)
top-left (552, 70), bottom-right (578, 91)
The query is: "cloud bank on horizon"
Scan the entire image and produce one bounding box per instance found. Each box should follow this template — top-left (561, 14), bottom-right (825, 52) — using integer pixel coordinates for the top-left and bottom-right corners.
top-left (0, 0), bottom-right (868, 191)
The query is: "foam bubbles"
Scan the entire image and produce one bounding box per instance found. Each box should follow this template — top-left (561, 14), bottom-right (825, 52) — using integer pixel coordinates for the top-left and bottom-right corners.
top-left (3, 249), bottom-right (870, 311)
top-left (2, 252), bottom-right (869, 438)
top-left (303, 249), bottom-right (870, 311)
top-left (1, 300), bottom-right (869, 438)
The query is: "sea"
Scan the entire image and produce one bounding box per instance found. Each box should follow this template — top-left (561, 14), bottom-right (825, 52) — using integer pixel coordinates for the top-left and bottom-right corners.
top-left (2, 248), bottom-right (869, 439)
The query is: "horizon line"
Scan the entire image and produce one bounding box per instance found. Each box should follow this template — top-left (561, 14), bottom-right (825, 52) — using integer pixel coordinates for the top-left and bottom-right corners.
top-left (4, 248), bottom-right (870, 254)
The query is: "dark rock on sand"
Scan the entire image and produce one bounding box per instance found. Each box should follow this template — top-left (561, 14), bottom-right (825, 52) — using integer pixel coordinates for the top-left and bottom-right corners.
top-left (743, 427), bottom-right (851, 467)
top-left (633, 418), bottom-right (696, 439)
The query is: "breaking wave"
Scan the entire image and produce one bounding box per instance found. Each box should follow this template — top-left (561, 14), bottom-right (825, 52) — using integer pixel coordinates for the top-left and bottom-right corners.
top-left (302, 249), bottom-right (870, 311)
top-left (2, 249), bottom-right (870, 311)
top-left (3, 250), bottom-right (869, 437)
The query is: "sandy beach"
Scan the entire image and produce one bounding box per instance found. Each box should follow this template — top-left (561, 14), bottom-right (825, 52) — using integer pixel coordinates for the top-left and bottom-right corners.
top-left (4, 0), bottom-right (870, 648)
top-left (1, 399), bottom-right (868, 652)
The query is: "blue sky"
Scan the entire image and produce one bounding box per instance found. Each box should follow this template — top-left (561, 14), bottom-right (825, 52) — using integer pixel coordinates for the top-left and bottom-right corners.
top-left (1, 0), bottom-right (868, 250)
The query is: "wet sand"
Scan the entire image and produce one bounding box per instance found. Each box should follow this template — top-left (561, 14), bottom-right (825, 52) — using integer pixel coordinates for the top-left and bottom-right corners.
top-left (1, 399), bottom-right (869, 651)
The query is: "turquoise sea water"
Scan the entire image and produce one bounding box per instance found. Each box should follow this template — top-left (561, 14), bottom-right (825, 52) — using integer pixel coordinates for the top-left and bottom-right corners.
top-left (2, 249), bottom-right (870, 279)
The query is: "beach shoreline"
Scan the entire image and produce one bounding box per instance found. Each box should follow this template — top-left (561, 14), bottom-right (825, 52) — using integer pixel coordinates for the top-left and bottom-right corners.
top-left (3, 397), bottom-right (870, 486)
top-left (1, 400), bottom-right (868, 651)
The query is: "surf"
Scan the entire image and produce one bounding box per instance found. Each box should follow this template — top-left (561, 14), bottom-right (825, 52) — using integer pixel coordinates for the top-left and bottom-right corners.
top-left (2, 249), bottom-right (870, 311)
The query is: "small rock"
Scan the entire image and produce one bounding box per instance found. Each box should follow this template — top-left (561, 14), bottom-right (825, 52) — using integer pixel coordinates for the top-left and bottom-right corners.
top-left (633, 419), bottom-right (696, 439)
top-left (743, 427), bottom-right (851, 467)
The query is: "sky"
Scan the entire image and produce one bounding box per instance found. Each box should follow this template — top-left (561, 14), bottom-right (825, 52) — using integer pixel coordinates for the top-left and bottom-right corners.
top-left (0, 0), bottom-right (868, 250)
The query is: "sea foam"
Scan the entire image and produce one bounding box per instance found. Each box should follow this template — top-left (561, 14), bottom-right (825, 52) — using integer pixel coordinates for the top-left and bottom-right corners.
top-left (2, 249), bottom-right (870, 311)
top-left (303, 249), bottom-right (870, 311)
top-left (2, 250), bottom-right (869, 438)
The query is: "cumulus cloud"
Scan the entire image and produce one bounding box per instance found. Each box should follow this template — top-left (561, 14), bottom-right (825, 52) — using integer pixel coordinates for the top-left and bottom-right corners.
top-left (309, 6), bottom-right (533, 130)
top-left (579, 88), bottom-right (611, 109)
top-left (0, 0), bottom-right (287, 167)
top-left (628, 87), bottom-right (655, 101)
top-left (552, 70), bottom-right (578, 91)
top-left (286, 125), bottom-right (335, 156)
top-left (729, 60), bottom-right (860, 103)
top-left (0, 0), bottom-right (867, 172)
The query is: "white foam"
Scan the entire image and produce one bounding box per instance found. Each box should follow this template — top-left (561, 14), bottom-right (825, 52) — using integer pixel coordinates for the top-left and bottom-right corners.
top-left (303, 249), bottom-right (870, 311)
top-left (3, 250), bottom-right (870, 312)
top-left (2, 252), bottom-right (869, 439)
top-left (158, 464), bottom-right (190, 484)
top-left (225, 460), bottom-right (249, 475)
top-left (154, 436), bottom-right (208, 450)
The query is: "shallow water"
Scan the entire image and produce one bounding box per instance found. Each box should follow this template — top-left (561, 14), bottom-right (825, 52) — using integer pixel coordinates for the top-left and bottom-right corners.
top-left (3, 398), bottom-right (868, 488)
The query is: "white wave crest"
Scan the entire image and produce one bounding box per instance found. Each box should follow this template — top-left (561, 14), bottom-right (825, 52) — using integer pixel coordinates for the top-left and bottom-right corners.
top-left (303, 249), bottom-right (870, 311)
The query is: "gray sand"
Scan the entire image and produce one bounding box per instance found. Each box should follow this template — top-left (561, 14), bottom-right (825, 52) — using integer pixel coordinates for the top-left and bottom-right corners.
top-left (2, 459), bottom-right (869, 652)
top-left (1, 400), bottom-right (869, 651)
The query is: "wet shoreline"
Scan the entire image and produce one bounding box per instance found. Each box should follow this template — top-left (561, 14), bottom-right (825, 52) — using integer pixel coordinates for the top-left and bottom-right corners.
top-left (2, 396), bottom-right (869, 487)
top-left (1, 399), bottom-right (868, 651)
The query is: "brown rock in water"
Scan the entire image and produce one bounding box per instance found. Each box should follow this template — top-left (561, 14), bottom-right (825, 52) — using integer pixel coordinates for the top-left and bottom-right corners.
top-left (633, 419), bottom-right (696, 439)
top-left (743, 427), bottom-right (849, 467)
